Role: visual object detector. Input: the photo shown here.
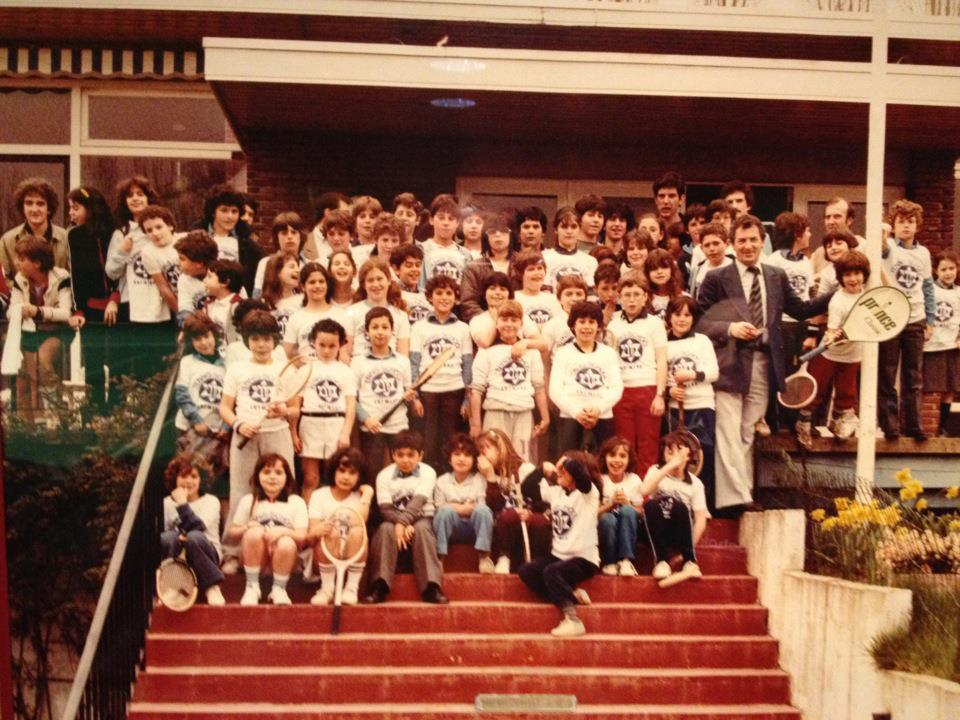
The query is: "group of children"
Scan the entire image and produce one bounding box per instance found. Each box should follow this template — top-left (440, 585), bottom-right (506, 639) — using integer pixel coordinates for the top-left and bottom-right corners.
top-left (4, 174), bottom-right (956, 631)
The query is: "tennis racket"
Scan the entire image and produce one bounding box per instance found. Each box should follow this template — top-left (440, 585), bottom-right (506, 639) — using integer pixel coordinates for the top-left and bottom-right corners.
top-left (778, 362), bottom-right (817, 409)
top-left (1, 303), bottom-right (22, 375)
top-left (236, 354), bottom-right (313, 450)
top-left (377, 345), bottom-right (456, 424)
top-left (156, 547), bottom-right (199, 612)
top-left (799, 286), bottom-right (910, 363)
top-left (319, 506), bottom-right (368, 635)
top-left (510, 472), bottom-right (531, 563)
top-left (674, 396), bottom-right (704, 476)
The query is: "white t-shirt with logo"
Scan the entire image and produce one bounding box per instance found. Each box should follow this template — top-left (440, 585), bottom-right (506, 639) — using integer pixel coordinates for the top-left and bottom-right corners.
top-left (665, 333), bottom-right (719, 410)
top-left (516, 291), bottom-right (563, 328)
top-left (139, 241), bottom-right (180, 322)
top-left (645, 468), bottom-right (709, 514)
top-left (883, 242), bottom-right (932, 324)
top-left (421, 239), bottom-right (471, 284)
top-left (178, 273), bottom-right (208, 321)
top-left (348, 302), bottom-right (410, 358)
top-left (549, 343), bottom-right (624, 420)
top-left (354, 352), bottom-right (412, 435)
top-left (283, 304), bottom-right (351, 358)
top-left (232, 493), bottom-right (308, 531)
top-left (471, 343), bottom-right (544, 412)
top-left (214, 235), bottom-right (239, 263)
top-left (375, 462), bottom-right (438, 517)
top-left (301, 359), bottom-right (356, 414)
top-left (410, 316), bottom-right (472, 393)
top-left (468, 311), bottom-right (540, 345)
top-left (542, 248), bottom-right (598, 290)
top-left (601, 472), bottom-right (644, 505)
top-left (541, 311), bottom-right (575, 356)
top-left (925, 282), bottom-right (960, 352)
top-left (607, 312), bottom-right (668, 388)
top-left (823, 289), bottom-right (864, 363)
top-left (124, 235), bottom-right (162, 323)
top-left (174, 354), bottom-right (226, 431)
top-left (307, 485), bottom-right (365, 520)
top-left (434, 471), bottom-right (487, 507)
top-left (402, 290), bottom-right (432, 324)
top-left (763, 251), bottom-right (813, 321)
top-left (223, 356), bottom-right (289, 433)
top-left (540, 480), bottom-right (600, 566)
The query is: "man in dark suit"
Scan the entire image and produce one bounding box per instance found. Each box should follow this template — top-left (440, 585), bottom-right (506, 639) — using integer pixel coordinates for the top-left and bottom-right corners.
top-left (697, 214), bottom-right (833, 513)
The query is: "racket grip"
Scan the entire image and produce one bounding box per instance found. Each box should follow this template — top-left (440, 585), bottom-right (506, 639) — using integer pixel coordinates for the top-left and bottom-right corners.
top-left (377, 399), bottom-right (403, 425)
top-left (236, 434), bottom-right (250, 450)
top-left (799, 343), bottom-right (829, 364)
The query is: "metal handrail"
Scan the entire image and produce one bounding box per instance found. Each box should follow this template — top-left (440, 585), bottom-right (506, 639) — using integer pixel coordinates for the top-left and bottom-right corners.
top-left (60, 366), bottom-right (177, 720)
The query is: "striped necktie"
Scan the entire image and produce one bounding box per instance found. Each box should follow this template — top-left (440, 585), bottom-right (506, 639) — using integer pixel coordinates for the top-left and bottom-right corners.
top-left (747, 266), bottom-right (764, 327)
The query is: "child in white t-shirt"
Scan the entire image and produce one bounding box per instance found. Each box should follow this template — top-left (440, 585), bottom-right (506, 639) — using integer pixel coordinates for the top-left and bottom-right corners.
top-left (543, 206), bottom-right (598, 291)
top-left (307, 447), bottom-right (374, 606)
top-left (513, 250), bottom-right (563, 330)
top-left (923, 249), bottom-right (960, 436)
top-left (225, 453), bottom-right (307, 605)
top-left (138, 205), bottom-right (181, 322)
top-left (596, 436), bottom-right (644, 577)
top-left (174, 230), bottom-right (218, 327)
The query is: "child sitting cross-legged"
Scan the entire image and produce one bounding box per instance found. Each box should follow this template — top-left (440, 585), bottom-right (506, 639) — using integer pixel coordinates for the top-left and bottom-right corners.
top-left (226, 453), bottom-right (308, 606)
top-left (160, 453), bottom-right (225, 606)
top-left (308, 447), bottom-right (374, 606)
top-left (596, 435), bottom-right (644, 577)
top-left (432, 434), bottom-right (495, 573)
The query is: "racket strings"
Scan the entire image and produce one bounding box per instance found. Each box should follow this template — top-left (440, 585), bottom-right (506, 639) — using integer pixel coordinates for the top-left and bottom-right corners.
top-left (157, 562), bottom-right (198, 610)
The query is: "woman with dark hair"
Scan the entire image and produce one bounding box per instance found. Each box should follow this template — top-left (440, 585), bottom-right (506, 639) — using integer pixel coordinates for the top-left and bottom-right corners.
top-left (194, 184), bottom-right (262, 295)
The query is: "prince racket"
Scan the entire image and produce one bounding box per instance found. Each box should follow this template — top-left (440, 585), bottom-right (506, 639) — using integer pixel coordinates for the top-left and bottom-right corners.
top-left (319, 507), bottom-right (368, 635)
top-left (236, 354), bottom-right (313, 450)
top-left (156, 547), bottom-right (198, 612)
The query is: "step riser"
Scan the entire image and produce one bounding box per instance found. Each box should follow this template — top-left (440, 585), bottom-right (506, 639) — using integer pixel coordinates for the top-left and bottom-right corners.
top-left (148, 606), bottom-right (768, 636)
top-left (442, 551), bottom-right (746, 575)
top-left (129, 711), bottom-right (801, 720)
top-left (145, 637), bottom-right (780, 669)
top-left (135, 674), bottom-right (792, 705)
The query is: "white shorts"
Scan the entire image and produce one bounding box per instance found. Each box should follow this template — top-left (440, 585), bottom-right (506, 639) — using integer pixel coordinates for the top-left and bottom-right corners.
top-left (298, 415), bottom-right (346, 459)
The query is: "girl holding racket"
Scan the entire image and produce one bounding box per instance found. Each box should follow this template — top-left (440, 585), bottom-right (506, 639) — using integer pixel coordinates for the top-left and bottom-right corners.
top-left (308, 448), bottom-right (373, 606)
top-left (160, 454), bottom-right (225, 606)
top-left (219, 310), bottom-right (298, 573)
top-left (227, 453), bottom-right (308, 606)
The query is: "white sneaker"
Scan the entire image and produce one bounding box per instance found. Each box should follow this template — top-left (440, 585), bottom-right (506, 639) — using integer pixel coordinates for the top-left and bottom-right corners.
top-left (682, 561), bottom-right (703, 579)
top-left (341, 587), bottom-right (359, 605)
top-left (240, 583), bottom-right (261, 606)
top-left (478, 556), bottom-right (496, 574)
top-left (550, 616), bottom-right (586, 637)
top-left (833, 410), bottom-right (859, 440)
top-left (652, 561), bottom-right (672, 580)
top-left (310, 586), bottom-right (334, 606)
top-left (601, 563), bottom-right (618, 576)
top-left (221, 557), bottom-right (240, 575)
top-left (268, 586), bottom-right (292, 605)
top-left (205, 585), bottom-right (226, 606)
top-left (494, 556), bottom-right (510, 575)
top-left (618, 559), bottom-right (639, 577)
top-left (658, 561), bottom-right (703, 589)
top-left (572, 588), bottom-right (591, 606)
top-left (795, 419), bottom-right (813, 450)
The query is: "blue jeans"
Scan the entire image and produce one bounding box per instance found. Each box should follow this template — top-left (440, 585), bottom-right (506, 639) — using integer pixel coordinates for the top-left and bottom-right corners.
top-left (160, 529), bottom-right (224, 591)
top-left (598, 505), bottom-right (639, 565)
top-left (432, 505), bottom-right (493, 555)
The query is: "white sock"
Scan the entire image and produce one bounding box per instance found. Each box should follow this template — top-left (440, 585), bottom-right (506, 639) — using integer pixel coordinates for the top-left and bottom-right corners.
top-left (273, 573), bottom-right (289, 591)
top-left (319, 565), bottom-right (336, 592)
top-left (345, 565), bottom-right (364, 594)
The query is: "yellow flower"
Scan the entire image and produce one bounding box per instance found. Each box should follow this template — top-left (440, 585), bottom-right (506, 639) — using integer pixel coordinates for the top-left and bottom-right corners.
top-left (895, 468), bottom-right (913, 485)
top-left (949, 520), bottom-right (960, 533)
top-left (821, 517), bottom-right (839, 531)
top-left (834, 497), bottom-right (851, 511)
top-left (947, 486), bottom-right (959, 500)
top-left (900, 487), bottom-right (918, 502)
top-left (915, 498), bottom-right (928, 511)
top-left (810, 509), bottom-right (827, 522)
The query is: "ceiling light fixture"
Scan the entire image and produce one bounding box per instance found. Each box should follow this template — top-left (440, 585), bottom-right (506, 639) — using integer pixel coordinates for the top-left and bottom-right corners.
top-left (430, 97), bottom-right (477, 109)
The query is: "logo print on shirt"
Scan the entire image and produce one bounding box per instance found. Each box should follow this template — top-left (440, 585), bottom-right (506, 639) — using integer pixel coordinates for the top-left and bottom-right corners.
top-left (197, 374), bottom-right (223, 405)
top-left (935, 300), bottom-right (955, 324)
top-left (164, 263), bottom-right (181, 291)
top-left (668, 356), bottom-right (697, 378)
top-left (789, 274), bottom-right (808, 296)
top-left (499, 359), bottom-right (528, 386)
top-left (426, 336), bottom-right (455, 359)
top-left (555, 266), bottom-right (580, 280)
top-left (192, 291), bottom-right (206, 311)
top-left (527, 307), bottom-right (552, 325)
top-left (313, 379), bottom-right (342, 404)
top-left (552, 507), bottom-right (574, 537)
top-left (894, 263), bottom-right (920, 290)
top-left (432, 260), bottom-right (462, 282)
top-left (575, 367), bottom-right (604, 390)
top-left (247, 379), bottom-right (275, 404)
top-left (132, 254), bottom-right (150, 280)
top-left (370, 371), bottom-right (400, 398)
top-left (392, 489), bottom-right (414, 510)
top-left (618, 336), bottom-right (644, 364)
top-left (409, 303), bottom-right (431, 322)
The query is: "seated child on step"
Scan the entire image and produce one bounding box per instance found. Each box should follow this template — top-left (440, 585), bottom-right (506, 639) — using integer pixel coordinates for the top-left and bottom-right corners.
top-left (640, 431), bottom-right (709, 588)
top-left (161, 453), bottom-right (225, 606)
top-left (517, 451), bottom-right (601, 638)
top-left (226, 453), bottom-right (307, 606)
top-left (432, 433), bottom-right (494, 573)
top-left (596, 435), bottom-right (644, 578)
top-left (308, 447), bottom-right (374, 606)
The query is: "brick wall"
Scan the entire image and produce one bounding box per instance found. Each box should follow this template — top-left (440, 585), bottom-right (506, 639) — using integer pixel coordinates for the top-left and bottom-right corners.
top-left (907, 151), bottom-right (958, 256)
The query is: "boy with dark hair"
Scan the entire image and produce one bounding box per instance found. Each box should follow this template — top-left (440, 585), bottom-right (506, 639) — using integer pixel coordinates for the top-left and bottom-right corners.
top-left (574, 194), bottom-right (607, 252)
top-left (653, 171), bottom-right (686, 227)
top-left (421, 193), bottom-right (472, 284)
top-left (175, 230), bottom-right (219, 326)
top-left (351, 195), bottom-right (384, 265)
top-left (219, 309), bottom-right (297, 572)
top-left (602, 203), bottom-right (636, 255)
top-left (592, 262), bottom-right (621, 325)
top-left (515, 206), bottom-right (548, 252)
top-left (366, 429), bottom-right (447, 604)
top-left (196, 184), bottom-right (262, 294)
top-left (393, 192), bottom-right (422, 243)
top-left (319, 209), bottom-right (356, 265)
top-left (253, 211), bottom-right (306, 297)
top-left (880, 199), bottom-right (934, 441)
top-left (720, 180), bottom-right (754, 218)
top-left (683, 203), bottom-right (708, 248)
top-left (307, 191), bottom-right (350, 261)
top-left (1, 177), bottom-right (69, 278)
top-left (204, 260), bottom-right (245, 347)
top-left (390, 243), bottom-right (431, 322)
top-left (410, 275), bottom-right (473, 469)
top-left (689, 221), bottom-right (733, 299)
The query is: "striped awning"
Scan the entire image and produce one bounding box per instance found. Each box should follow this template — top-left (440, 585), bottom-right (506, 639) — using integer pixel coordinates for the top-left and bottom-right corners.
top-left (0, 45), bottom-right (203, 79)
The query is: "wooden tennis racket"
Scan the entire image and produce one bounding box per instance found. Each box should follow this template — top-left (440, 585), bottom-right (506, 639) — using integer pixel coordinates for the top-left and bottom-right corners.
top-left (319, 506), bottom-right (368, 635)
top-left (799, 286), bottom-right (911, 363)
top-left (778, 362), bottom-right (817, 409)
top-left (377, 345), bottom-right (456, 424)
top-left (510, 472), bottom-right (531, 563)
top-left (236, 354), bottom-right (313, 450)
top-left (155, 547), bottom-right (198, 612)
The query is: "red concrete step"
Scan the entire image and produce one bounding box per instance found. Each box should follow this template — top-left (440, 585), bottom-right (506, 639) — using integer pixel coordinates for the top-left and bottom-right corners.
top-left (128, 702), bottom-right (801, 719)
top-left (145, 632), bottom-right (780, 669)
top-left (133, 666), bottom-right (792, 705)
top-left (149, 602), bottom-right (768, 636)
top-left (442, 544), bottom-right (747, 574)
top-left (213, 573), bottom-right (759, 605)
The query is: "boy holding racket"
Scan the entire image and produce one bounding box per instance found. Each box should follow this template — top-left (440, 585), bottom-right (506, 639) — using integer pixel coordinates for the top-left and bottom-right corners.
top-left (219, 310), bottom-right (297, 573)
top-left (795, 251), bottom-right (871, 448)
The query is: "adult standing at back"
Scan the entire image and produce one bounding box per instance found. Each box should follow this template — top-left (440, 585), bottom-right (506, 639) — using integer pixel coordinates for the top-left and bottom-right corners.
top-left (653, 171), bottom-right (686, 230)
top-left (1, 177), bottom-right (70, 279)
top-left (697, 214), bottom-right (832, 514)
top-left (193, 185), bottom-right (262, 296)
